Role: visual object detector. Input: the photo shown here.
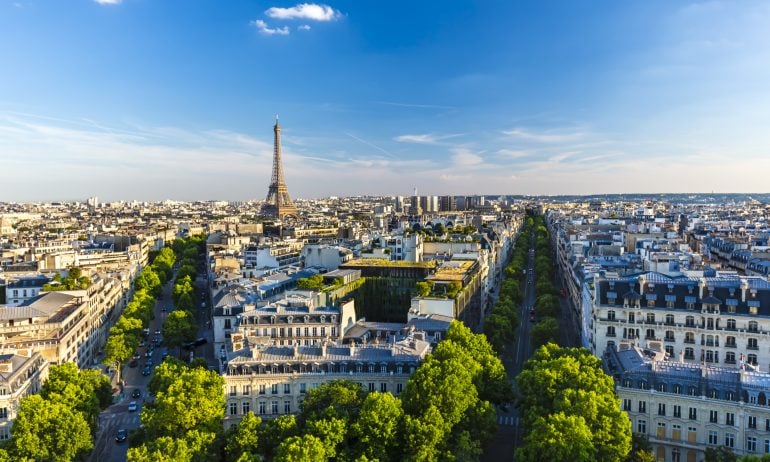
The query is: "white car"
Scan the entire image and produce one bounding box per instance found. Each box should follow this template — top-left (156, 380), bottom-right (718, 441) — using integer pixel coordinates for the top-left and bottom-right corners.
top-left (128, 401), bottom-right (138, 412)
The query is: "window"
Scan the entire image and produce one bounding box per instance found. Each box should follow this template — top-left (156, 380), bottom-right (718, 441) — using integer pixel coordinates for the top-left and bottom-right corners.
top-left (674, 405), bottom-right (682, 418)
top-left (271, 384), bottom-right (278, 394)
top-left (766, 419), bottom-right (770, 432)
top-left (242, 402), bottom-right (250, 414)
top-left (726, 413), bottom-right (735, 426)
top-left (224, 319), bottom-right (231, 329)
top-left (623, 399), bottom-right (632, 411)
top-left (259, 401), bottom-right (266, 415)
top-left (243, 385), bottom-right (250, 396)
top-left (685, 332), bottom-right (695, 343)
top-left (380, 382), bottom-right (387, 392)
top-left (607, 326), bottom-right (616, 337)
top-left (686, 316), bottom-right (695, 327)
top-left (665, 346), bottom-right (674, 357)
top-left (396, 383), bottom-right (404, 393)
top-left (727, 318), bottom-right (736, 330)
top-left (658, 403), bottom-right (666, 416)
top-left (666, 314), bottom-right (675, 325)
top-left (748, 437), bottom-right (758, 453)
top-left (672, 448), bottom-right (681, 462)
top-left (229, 402), bottom-right (237, 415)
top-left (284, 400), bottom-right (291, 414)
top-left (749, 338), bottom-right (759, 350)
top-left (321, 327), bottom-right (326, 337)
top-left (726, 352), bottom-right (736, 364)
top-left (368, 382), bottom-right (375, 392)
top-left (271, 401), bottom-right (279, 415)
top-left (726, 433), bottom-right (735, 448)
top-left (284, 383), bottom-right (291, 394)
top-left (765, 439), bottom-right (770, 453)
top-left (300, 383), bottom-right (306, 394)
top-left (0, 408), bottom-right (6, 419)
top-left (647, 313), bottom-right (655, 323)
top-left (689, 407), bottom-right (697, 420)
top-left (708, 431), bottom-right (718, 446)
top-left (685, 347), bottom-right (694, 359)
top-left (637, 420), bottom-right (647, 434)
top-left (710, 410), bottom-right (718, 423)
top-left (657, 422), bottom-right (667, 438)
top-left (259, 384), bottom-right (266, 395)
top-left (638, 401), bottom-right (647, 413)
top-left (749, 416), bottom-right (757, 429)
top-left (645, 328), bottom-right (655, 339)
top-left (230, 386), bottom-right (237, 397)
top-left (665, 330), bottom-right (675, 341)
top-left (608, 310), bottom-right (616, 321)
top-left (749, 354), bottom-right (758, 366)
top-left (749, 321), bottom-right (759, 332)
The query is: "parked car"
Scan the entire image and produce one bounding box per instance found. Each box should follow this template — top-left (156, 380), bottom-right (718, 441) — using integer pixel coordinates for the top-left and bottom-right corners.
top-left (146, 359), bottom-right (154, 367)
top-left (128, 401), bottom-right (138, 412)
top-left (145, 349), bottom-right (153, 358)
top-left (142, 366), bottom-right (151, 376)
top-left (529, 312), bottom-right (536, 322)
top-left (131, 389), bottom-right (142, 399)
top-left (128, 359), bottom-right (138, 368)
top-left (115, 429), bottom-right (127, 443)
top-left (155, 329), bottom-right (161, 335)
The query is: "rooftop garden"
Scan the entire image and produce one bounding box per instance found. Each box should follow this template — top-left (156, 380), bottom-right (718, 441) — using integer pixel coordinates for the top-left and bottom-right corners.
top-left (342, 258), bottom-right (438, 268)
top-left (42, 267), bottom-right (91, 291)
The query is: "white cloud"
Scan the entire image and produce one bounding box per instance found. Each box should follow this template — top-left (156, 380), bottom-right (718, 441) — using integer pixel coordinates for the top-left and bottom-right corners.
top-left (395, 133), bottom-right (463, 144)
top-left (265, 3), bottom-right (341, 21)
top-left (298, 25), bottom-right (312, 31)
top-left (252, 20), bottom-right (290, 36)
top-left (496, 148), bottom-right (531, 159)
top-left (451, 148), bottom-right (483, 166)
top-left (94, 0), bottom-right (121, 4)
top-left (395, 134), bottom-right (438, 144)
top-left (502, 127), bottom-right (583, 143)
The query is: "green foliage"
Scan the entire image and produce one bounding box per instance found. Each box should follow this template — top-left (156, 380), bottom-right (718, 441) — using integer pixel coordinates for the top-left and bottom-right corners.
top-left (530, 316), bottom-right (559, 348)
top-left (627, 434), bottom-right (655, 462)
top-left (415, 281), bottom-right (432, 297)
top-left (516, 343), bottom-right (632, 462)
top-left (41, 362), bottom-right (111, 432)
top-left (225, 413), bottom-right (263, 462)
top-left (296, 274), bottom-right (325, 291)
top-left (516, 413), bottom-right (596, 462)
top-left (163, 309), bottom-right (197, 349)
top-left (135, 266), bottom-right (162, 297)
top-left (9, 395), bottom-right (93, 462)
top-left (141, 361), bottom-right (225, 439)
top-left (42, 267), bottom-right (91, 291)
top-left (274, 435), bottom-right (327, 462)
top-left (445, 281), bottom-right (462, 299)
top-left (705, 446), bottom-right (738, 462)
top-left (350, 392), bottom-right (404, 462)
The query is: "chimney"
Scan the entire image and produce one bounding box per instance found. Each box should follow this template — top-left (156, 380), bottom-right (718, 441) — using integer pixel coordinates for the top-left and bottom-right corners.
top-left (741, 278), bottom-right (749, 303)
top-left (699, 278), bottom-right (706, 299)
top-left (320, 341), bottom-right (327, 358)
top-left (349, 343), bottom-right (356, 356)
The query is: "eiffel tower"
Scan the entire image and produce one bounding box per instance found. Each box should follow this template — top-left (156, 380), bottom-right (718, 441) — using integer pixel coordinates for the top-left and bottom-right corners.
top-left (262, 117), bottom-right (298, 219)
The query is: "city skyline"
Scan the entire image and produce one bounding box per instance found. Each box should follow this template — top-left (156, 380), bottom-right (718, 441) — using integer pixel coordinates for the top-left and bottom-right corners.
top-left (3, 1), bottom-right (770, 201)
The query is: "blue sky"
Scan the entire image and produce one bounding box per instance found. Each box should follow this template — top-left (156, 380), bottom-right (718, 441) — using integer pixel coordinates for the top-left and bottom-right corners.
top-left (2, 1), bottom-right (770, 201)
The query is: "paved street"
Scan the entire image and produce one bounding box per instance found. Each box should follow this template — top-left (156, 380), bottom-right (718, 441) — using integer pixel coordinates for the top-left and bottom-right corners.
top-left (484, 229), bottom-right (538, 462)
top-left (90, 263), bottom-right (215, 462)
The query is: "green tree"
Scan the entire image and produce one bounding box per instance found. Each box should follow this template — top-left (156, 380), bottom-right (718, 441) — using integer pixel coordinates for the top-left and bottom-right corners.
top-left (415, 281), bottom-right (432, 297)
top-left (41, 362), bottom-right (109, 430)
top-left (516, 343), bottom-right (632, 462)
top-left (530, 316), bottom-right (559, 348)
top-left (705, 446), bottom-right (738, 462)
top-left (274, 435), bottom-right (326, 462)
top-left (296, 274), bottom-right (325, 291)
top-left (402, 405), bottom-right (447, 462)
top-left (136, 267), bottom-right (162, 297)
top-left (141, 363), bottom-right (225, 439)
top-left (163, 310), bottom-right (197, 351)
top-left (299, 380), bottom-right (365, 424)
top-left (10, 395), bottom-right (93, 462)
top-left (259, 415), bottom-right (298, 460)
top-left (350, 392), bottom-right (404, 462)
top-left (225, 412), bottom-right (263, 462)
top-left (516, 413), bottom-right (596, 462)
top-left (627, 434), bottom-right (655, 462)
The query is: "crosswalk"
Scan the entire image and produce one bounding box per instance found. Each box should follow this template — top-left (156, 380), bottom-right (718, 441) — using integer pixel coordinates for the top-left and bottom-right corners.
top-left (498, 415), bottom-right (518, 426)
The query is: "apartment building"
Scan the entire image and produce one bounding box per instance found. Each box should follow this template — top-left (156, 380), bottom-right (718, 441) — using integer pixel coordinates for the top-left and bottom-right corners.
top-left (0, 352), bottom-right (48, 441)
top-left (222, 333), bottom-right (431, 427)
top-left (592, 272), bottom-right (770, 371)
top-left (608, 346), bottom-right (770, 462)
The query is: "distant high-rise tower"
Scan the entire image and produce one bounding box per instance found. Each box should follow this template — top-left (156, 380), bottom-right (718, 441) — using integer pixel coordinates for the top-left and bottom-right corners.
top-left (262, 117), bottom-right (298, 219)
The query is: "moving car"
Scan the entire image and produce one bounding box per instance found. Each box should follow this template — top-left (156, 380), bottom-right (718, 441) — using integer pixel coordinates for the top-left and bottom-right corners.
top-left (115, 429), bottom-right (127, 443)
top-left (529, 312), bottom-right (536, 322)
top-left (142, 366), bottom-right (151, 376)
top-left (128, 401), bottom-right (138, 412)
top-left (128, 359), bottom-right (138, 368)
top-left (131, 389), bottom-right (142, 399)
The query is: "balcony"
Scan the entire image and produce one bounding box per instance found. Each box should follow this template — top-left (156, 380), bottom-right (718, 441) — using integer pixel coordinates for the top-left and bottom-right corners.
top-left (665, 336), bottom-right (676, 342)
top-left (725, 342), bottom-right (737, 348)
top-left (747, 345), bottom-right (759, 351)
top-left (684, 339), bottom-right (696, 344)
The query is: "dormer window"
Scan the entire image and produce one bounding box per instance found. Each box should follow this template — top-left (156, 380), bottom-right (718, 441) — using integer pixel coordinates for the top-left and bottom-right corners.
top-left (304, 315), bottom-right (310, 323)
top-left (320, 315), bottom-right (326, 323)
top-left (287, 316), bottom-right (293, 324)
